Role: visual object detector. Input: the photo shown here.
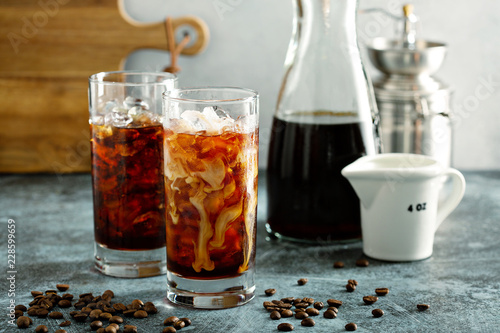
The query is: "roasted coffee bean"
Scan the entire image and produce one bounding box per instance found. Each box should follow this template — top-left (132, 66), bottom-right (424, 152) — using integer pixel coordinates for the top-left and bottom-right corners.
top-left (375, 288), bottom-right (389, 296)
top-left (74, 301), bottom-right (86, 309)
top-left (109, 323), bottom-right (120, 330)
top-left (104, 326), bottom-right (117, 333)
top-left (17, 316), bottom-right (32, 328)
top-left (363, 296), bottom-right (379, 305)
top-left (109, 315), bottom-right (123, 324)
top-left (164, 316), bottom-right (180, 326)
top-left (301, 318), bottom-right (315, 327)
top-left (270, 310), bottom-right (281, 320)
top-left (39, 299), bottom-right (53, 309)
top-left (295, 311), bottom-right (309, 319)
top-left (90, 320), bottom-right (104, 330)
top-left (305, 308), bottom-right (320, 316)
top-left (27, 307), bottom-right (38, 316)
top-left (90, 309), bottom-right (103, 320)
top-left (81, 307), bottom-right (93, 314)
top-left (180, 317), bottom-right (192, 327)
top-left (277, 323), bottom-right (294, 331)
top-left (31, 291), bottom-right (43, 297)
top-left (144, 303), bottom-right (158, 314)
top-left (173, 320), bottom-right (186, 329)
top-left (97, 328), bottom-right (106, 333)
top-left (272, 299), bottom-right (282, 305)
top-left (55, 330), bottom-right (68, 333)
top-left (355, 259), bottom-right (369, 267)
top-left (69, 310), bottom-right (79, 317)
top-left (303, 297), bottom-right (314, 304)
top-left (294, 309), bottom-right (305, 313)
top-left (36, 308), bottom-right (50, 317)
top-left (372, 308), bottom-right (384, 317)
top-left (15, 304), bottom-right (27, 311)
top-left (102, 306), bottom-right (116, 314)
top-left (102, 290), bottom-right (114, 298)
top-left (345, 322), bottom-right (358, 331)
top-left (56, 284), bottom-right (70, 291)
top-left (313, 301), bottom-right (324, 310)
top-left (323, 309), bottom-right (337, 319)
top-left (97, 300), bottom-right (111, 309)
top-left (292, 298), bottom-right (303, 305)
top-left (100, 312), bottom-right (113, 321)
top-left (263, 301), bottom-right (274, 308)
top-left (74, 312), bottom-right (89, 322)
top-left (265, 288), bottom-right (277, 296)
top-left (49, 311), bottom-right (64, 319)
top-left (124, 325), bottom-right (139, 333)
top-left (327, 307), bottom-right (339, 313)
top-left (130, 299), bottom-right (144, 309)
top-left (134, 310), bottom-right (148, 319)
top-left (163, 327), bottom-right (176, 333)
top-left (62, 293), bottom-right (74, 301)
top-left (297, 278), bottom-right (308, 285)
top-left (333, 261), bottom-right (345, 268)
top-left (79, 292), bottom-right (93, 299)
top-left (281, 297), bottom-right (295, 303)
top-left (294, 302), bottom-right (309, 309)
top-left (327, 299), bottom-right (343, 308)
top-left (45, 289), bottom-right (58, 295)
top-left (346, 283), bottom-right (356, 292)
top-left (14, 309), bottom-right (23, 318)
top-left (417, 304), bottom-right (430, 311)
top-left (59, 320), bottom-right (72, 327)
top-left (87, 302), bottom-right (97, 309)
top-left (123, 309), bottom-right (136, 317)
top-left (35, 325), bottom-right (49, 333)
top-left (113, 303), bottom-right (127, 313)
top-left (281, 309), bottom-right (294, 318)
top-left (348, 279), bottom-right (358, 286)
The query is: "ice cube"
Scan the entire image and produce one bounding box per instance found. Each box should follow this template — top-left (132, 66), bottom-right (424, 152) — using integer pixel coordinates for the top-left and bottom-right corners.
top-left (105, 111), bottom-right (133, 127)
top-left (123, 96), bottom-right (149, 110)
top-left (104, 99), bottom-right (119, 113)
top-left (128, 106), bottom-right (142, 116)
top-left (181, 110), bottom-right (207, 132)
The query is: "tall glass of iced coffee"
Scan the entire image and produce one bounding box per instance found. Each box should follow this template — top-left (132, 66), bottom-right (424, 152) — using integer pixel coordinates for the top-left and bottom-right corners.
top-left (163, 87), bottom-right (259, 308)
top-left (89, 71), bottom-right (177, 278)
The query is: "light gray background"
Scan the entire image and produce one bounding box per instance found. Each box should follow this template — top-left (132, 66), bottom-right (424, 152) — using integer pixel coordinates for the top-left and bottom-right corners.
top-left (123, 0), bottom-right (500, 170)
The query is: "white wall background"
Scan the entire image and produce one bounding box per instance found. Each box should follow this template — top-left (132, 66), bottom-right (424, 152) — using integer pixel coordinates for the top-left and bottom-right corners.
top-left (123, 0), bottom-right (500, 170)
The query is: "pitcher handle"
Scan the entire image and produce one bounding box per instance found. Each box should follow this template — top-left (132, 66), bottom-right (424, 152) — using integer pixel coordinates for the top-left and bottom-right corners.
top-left (436, 168), bottom-right (466, 230)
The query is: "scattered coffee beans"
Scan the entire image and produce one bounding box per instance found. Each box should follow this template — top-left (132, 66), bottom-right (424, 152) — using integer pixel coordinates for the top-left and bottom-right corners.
top-left (55, 330), bottom-right (68, 333)
top-left (56, 284), bottom-right (70, 291)
top-left (163, 327), bottom-right (177, 333)
top-left (16, 315), bottom-right (32, 328)
top-left (333, 261), bottom-right (344, 268)
top-left (327, 307), bottom-right (339, 314)
top-left (348, 279), bottom-right (358, 286)
top-left (35, 324), bottom-right (49, 333)
top-left (417, 304), bottom-right (430, 311)
top-left (281, 309), bottom-right (293, 318)
top-left (59, 320), bottom-right (71, 327)
top-left (363, 296), bottom-right (379, 305)
top-left (301, 318), bottom-right (315, 327)
top-left (345, 322), bottom-right (358, 331)
top-left (295, 311), bottom-right (309, 319)
top-left (277, 323), bottom-right (294, 331)
top-left (306, 308), bottom-right (319, 316)
top-left (173, 319), bottom-right (186, 329)
top-left (265, 288), bottom-right (277, 296)
top-left (31, 291), bottom-right (43, 297)
top-left (49, 311), bottom-right (63, 319)
top-left (109, 315), bottom-right (123, 324)
top-left (270, 310), bottom-right (281, 320)
top-left (313, 301), bottom-right (324, 310)
top-left (164, 316), bottom-right (180, 326)
top-left (346, 283), bottom-right (356, 292)
top-left (323, 309), bottom-right (337, 319)
top-left (297, 278), bottom-right (308, 286)
top-left (355, 259), bottom-right (369, 267)
top-left (15, 304), bottom-right (27, 312)
top-left (375, 288), bottom-right (389, 296)
top-left (124, 325), bottom-right (138, 333)
top-left (90, 320), bottom-right (104, 330)
top-left (133, 310), bottom-right (148, 319)
top-left (372, 308), bottom-right (384, 318)
top-left (327, 299), bottom-right (343, 308)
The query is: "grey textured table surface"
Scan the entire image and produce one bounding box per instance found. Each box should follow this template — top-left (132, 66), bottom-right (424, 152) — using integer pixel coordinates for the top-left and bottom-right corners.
top-left (1, 171), bottom-right (499, 333)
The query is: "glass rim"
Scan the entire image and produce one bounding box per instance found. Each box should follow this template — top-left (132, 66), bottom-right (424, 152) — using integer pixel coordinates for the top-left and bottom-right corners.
top-left (89, 70), bottom-right (178, 86)
top-left (163, 86), bottom-right (259, 104)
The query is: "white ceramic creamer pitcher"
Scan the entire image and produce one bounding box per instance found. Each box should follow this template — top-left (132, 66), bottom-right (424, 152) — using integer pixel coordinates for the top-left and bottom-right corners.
top-left (341, 153), bottom-right (466, 261)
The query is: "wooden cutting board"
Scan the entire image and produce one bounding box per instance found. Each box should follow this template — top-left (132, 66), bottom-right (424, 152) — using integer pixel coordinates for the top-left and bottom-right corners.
top-left (0, 0), bottom-right (208, 173)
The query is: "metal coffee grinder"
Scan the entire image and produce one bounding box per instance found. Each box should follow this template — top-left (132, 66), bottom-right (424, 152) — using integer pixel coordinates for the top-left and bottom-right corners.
top-left (366, 4), bottom-right (452, 167)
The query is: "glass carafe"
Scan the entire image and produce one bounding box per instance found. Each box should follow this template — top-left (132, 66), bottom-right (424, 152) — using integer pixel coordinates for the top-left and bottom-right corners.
top-left (266, 0), bottom-right (380, 243)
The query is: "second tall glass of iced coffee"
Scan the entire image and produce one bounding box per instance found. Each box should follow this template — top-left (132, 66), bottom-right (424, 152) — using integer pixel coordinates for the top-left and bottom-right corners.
top-left (163, 87), bottom-right (259, 308)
